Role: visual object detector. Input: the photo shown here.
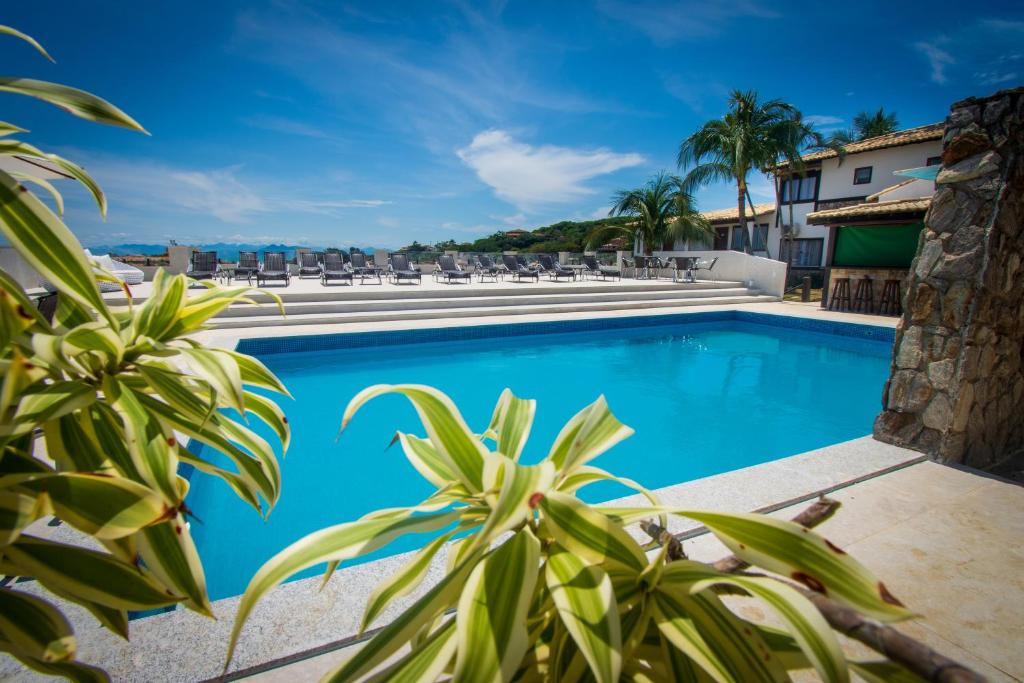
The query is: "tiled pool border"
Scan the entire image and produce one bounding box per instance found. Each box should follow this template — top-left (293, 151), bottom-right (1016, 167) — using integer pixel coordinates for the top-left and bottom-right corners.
top-left (236, 310), bottom-right (895, 356)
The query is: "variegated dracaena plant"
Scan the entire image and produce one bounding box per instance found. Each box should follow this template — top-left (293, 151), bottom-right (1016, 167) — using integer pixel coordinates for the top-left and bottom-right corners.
top-left (0, 26), bottom-right (289, 681)
top-left (228, 385), bottom-right (921, 683)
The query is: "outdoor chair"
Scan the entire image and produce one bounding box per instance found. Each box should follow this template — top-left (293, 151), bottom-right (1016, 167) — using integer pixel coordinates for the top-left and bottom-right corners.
top-left (321, 252), bottom-right (353, 286)
top-left (621, 257), bottom-right (636, 278)
top-left (474, 255), bottom-right (502, 283)
top-left (235, 251), bottom-right (259, 284)
top-left (298, 252), bottom-right (321, 278)
top-left (186, 251), bottom-right (218, 282)
top-left (388, 253), bottom-right (422, 285)
top-left (257, 252), bottom-right (291, 287)
top-left (537, 254), bottom-right (576, 281)
top-left (434, 254), bottom-right (472, 284)
top-left (514, 254), bottom-right (534, 270)
top-left (502, 254), bottom-right (539, 282)
top-left (582, 255), bottom-right (620, 281)
top-left (350, 252), bottom-right (382, 284)
top-left (693, 257), bottom-right (718, 282)
top-left (670, 256), bottom-right (697, 283)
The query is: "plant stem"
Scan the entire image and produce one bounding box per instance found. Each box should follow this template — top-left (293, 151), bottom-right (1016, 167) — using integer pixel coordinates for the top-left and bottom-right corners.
top-left (641, 498), bottom-right (987, 683)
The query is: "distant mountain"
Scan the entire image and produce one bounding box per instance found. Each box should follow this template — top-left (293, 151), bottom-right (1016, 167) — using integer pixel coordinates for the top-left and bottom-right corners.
top-left (89, 242), bottom-right (378, 261)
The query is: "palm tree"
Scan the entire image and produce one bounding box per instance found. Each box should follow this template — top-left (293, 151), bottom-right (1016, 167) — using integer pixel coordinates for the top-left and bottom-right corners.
top-left (833, 107), bottom-right (899, 143)
top-left (586, 172), bottom-right (711, 255)
top-left (677, 90), bottom-right (806, 253)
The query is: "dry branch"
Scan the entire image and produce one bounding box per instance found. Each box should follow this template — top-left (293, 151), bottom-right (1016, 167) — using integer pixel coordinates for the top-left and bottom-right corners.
top-left (641, 496), bottom-right (987, 683)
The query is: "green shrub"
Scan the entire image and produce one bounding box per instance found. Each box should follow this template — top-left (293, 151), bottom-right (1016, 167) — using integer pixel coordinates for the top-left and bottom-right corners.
top-left (230, 385), bottom-right (931, 683)
top-left (0, 26), bottom-right (289, 680)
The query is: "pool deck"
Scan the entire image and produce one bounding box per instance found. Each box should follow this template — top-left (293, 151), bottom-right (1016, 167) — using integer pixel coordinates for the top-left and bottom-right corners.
top-left (6, 302), bottom-right (1021, 681)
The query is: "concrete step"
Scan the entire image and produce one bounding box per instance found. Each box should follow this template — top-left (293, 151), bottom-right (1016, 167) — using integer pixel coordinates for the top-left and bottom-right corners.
top-left (215, 286), bottom-right (759, 318)
top-left (206, 293), bottom-right (776, 329)
top-left (105, 279), bottom-right (746, 307)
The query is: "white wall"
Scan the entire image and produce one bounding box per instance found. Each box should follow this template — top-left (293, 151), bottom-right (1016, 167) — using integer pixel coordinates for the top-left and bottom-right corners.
top-left (0, 246), bottom-right (44, 290)
top-left (773, 139), bottom-right (942, 266)
top-left (817, 142), bottom-right (942, 200)
top-left (654, 249), bottom-right (787, 297)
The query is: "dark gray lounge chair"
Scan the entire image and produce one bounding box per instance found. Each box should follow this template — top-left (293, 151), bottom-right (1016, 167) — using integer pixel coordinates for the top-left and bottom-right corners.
top-left (298, 252), bottom-right (320, 278)
top-left (537, 254), bottom-right (576, 281)
top-left (351, 252), bottom-right (382, 284)
top-left (388, 253), bottom-right (421, 285)
top-left (257, 251), bottom-right (290, 287)
top-left (235, 251), bottom-right (259, 284)
top-left (515, 254), bottom-right (531, 270)
top-left (186, 251), bottom-right (218, 281)
top-left (475, 255), bottom-right (502, 282)
top-left (502, 254), bottom-right (539, 282)
top-left (321, 252), bottom-right (353, 286)
top-left (582, 255), bottom-right (621, 281)
top-left (670, 256), bottom-right (697, 283)
top-left (435, 254), bottom-right (472, 284)
top-left (693, 256), bottom-right (718, 282)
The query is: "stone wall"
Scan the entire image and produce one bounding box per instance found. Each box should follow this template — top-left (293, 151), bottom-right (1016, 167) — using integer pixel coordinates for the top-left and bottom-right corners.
top-left (874, 87), bottom-right (1024, 468)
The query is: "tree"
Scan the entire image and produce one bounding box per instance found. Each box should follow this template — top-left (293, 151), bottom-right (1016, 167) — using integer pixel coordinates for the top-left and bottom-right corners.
top-left (586, 172), bottom-right (711, 255)
top-left (0, 26), bottom-right (289, 678)
top-left (833, 107), bottom-right (899, 143)
top-left (678, 90), bottom-right (807, 253)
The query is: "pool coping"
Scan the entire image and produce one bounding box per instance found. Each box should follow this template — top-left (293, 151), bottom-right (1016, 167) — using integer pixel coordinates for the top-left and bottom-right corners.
top-left (1, 308), bottom-right (913, 681)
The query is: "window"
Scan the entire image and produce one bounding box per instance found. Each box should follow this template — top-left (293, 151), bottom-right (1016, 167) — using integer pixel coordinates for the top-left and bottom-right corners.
top-left (926, 156), bottom-right (942, 166)
top-left (752, 224), bottom-right (769, 251)
top-left (779, 173), bottom-right (818, 203)
top-left (730, 225), bottom-right (746, 251)
top-left (853, 166), bottom-right (873, 185)
top-left (780, 238), bottom-right (824, 267)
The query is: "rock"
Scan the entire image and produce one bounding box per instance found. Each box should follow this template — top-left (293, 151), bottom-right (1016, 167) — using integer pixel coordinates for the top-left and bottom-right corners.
top-left (914, 239), bottom-right (943, 278)
top-left (932, 247), bottom-right (982, 281)
top-left (927, 359), bottom-right (956, 391)
top-left (895, 328), bottom-right (923, 369)
top-left (922, 393), bottom-right (953, 430)
top-left (952, 383), bottom-right (974, 432)
top-left (936, 150), bottom-right (1001, 185)
top-left (942, 130), bottom-right (991, 165)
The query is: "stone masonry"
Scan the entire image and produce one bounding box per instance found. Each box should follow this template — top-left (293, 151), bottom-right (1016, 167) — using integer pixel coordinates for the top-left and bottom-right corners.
top-left (874, 87), bottom-right (1024, 468)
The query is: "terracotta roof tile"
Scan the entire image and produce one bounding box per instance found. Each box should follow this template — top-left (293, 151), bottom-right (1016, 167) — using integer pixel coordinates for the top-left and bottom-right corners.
top-left (700, 203), bottom-right (776, 223)
top-left (806, 197), bottom-right (931, 224)
top-left (777, 123), bottom-right (944, 169)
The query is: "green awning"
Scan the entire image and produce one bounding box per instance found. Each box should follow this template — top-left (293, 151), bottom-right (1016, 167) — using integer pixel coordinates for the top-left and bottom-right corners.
top-left (894, 165), bottom-right (940, 181)
top-left (833, 223), bottom-right (924, 268)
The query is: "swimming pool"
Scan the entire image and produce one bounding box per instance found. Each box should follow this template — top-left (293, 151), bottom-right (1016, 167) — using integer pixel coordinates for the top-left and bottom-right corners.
top-left (186, 312), bottom-right (894, 601)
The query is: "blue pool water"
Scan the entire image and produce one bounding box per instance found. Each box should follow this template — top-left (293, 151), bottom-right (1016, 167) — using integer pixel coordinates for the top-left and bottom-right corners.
top-left (186, 314), bottom-right (893, 601)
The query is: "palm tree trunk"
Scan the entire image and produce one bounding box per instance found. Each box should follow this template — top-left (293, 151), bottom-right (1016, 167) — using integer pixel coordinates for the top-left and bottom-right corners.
top-left (745, 187), bottom-right (765, 257)
top-left (736, 179), bottom-right (750, 254)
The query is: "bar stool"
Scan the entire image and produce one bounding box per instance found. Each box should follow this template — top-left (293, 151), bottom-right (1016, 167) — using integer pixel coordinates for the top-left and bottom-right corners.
top-left (879, 279), bottom-right (902, 316)
top-left (828, 277), bottom-right (852, 311)
top-left (853, 276), bottom-right (874, 313)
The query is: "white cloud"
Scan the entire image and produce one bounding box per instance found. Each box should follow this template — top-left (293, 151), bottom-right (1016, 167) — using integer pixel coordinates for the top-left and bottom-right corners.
top-left (242, 114), bottom-right (332, 139)
top-left (457, 130), bottom-right (644, 210)
top-left (596, 0), bottom-right (777, 44)
top-left (914, 42), bottom-right (954, 84)
top-left (590, 206), bottom-right (611, 219)
top-left (73, 154), bottom-right (390, 224)
top-left (975, 70), bottom-right (1018, 85)
top-left (804, 115), bottom-right (843, 126)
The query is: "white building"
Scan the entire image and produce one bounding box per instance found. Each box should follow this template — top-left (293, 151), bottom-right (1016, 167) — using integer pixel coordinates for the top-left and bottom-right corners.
top-left (664, 122), bottom-right (945, 271)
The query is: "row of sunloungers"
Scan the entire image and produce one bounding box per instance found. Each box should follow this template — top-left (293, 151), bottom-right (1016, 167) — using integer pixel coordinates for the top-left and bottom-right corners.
top-left (185, 251), bottom-right (626, 287)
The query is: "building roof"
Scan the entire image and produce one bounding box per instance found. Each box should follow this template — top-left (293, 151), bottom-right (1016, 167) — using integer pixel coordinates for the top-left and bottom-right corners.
top-left (806, 197), bottom-right (931, 224)
top-left (776, 123), bottom-right (944, 170)
top-left (700, 203), bottom-right (776, 223)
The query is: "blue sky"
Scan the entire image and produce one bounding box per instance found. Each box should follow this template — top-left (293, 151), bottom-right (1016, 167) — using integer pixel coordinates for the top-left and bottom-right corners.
top-left (3, 1), bottom-right (1022, 248)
